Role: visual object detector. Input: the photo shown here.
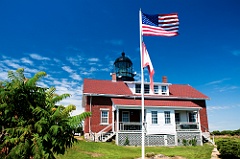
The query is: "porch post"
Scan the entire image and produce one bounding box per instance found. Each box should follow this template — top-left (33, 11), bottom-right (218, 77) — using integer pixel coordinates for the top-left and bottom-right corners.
top-left (116, 108), bottom-right (119, 145)
top-left (112, 109), bottom-right (115, 132)
top-left (197, 110), bottom-right (203, 146)
top-left (197, 110), bottom-right (201, 131)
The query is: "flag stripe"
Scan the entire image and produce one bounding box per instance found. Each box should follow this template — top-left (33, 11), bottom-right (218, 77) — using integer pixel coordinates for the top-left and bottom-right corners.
top-left (142, 25), bottom-right (178, 36)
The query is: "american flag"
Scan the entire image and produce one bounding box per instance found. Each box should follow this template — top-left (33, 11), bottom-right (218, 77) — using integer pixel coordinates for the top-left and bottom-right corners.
top-left (141, 12), bottom-right (179, 36)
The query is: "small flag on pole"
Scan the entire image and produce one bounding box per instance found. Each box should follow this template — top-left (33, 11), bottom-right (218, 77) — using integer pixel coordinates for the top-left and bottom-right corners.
top-left (141, 12), bottom-right (179, 36)
top-left (142, 42), bottom-right (154, 92)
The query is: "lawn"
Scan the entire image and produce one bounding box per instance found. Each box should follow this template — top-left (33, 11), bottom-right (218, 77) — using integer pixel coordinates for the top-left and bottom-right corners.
top-left (56, 139), bottom-right (213, 159)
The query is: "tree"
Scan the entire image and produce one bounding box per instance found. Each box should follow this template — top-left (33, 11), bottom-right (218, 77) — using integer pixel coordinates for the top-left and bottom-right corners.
top-left (0, 68), bottom-right (91, 159)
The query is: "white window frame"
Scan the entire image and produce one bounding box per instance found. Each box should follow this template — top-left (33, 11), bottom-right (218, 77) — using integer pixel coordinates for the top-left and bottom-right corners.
top-left (164, 111), bottom-right (171, 124)
top-left (144, 84), bottom-right (150, 94)
top-left (188, 112), bottom-right (196, 123)
top-left (122, 111), bottom-right (130, 122)
top-left (161, 85), bottom-right (168, 95)
top-left (100, 109), bottom-right (109, 125)
top-left (135, 84), bottom-right (141, 93)
top-left (151, 111), bottom-right (158, 124)
top-left (154, 85), bottom-right (159, 94)
top-left (135, 84), bottom-right (152, 94)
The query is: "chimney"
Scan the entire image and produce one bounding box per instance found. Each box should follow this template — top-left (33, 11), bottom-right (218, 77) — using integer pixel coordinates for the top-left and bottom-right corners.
top-left (162, 76), bottom-right (168, 83)
top-left (111, 73), bottom-right (117, 82)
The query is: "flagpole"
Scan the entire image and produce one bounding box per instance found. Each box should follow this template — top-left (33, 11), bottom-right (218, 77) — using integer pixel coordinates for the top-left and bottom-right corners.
top-left (139, 8), bottom-right (145, 159)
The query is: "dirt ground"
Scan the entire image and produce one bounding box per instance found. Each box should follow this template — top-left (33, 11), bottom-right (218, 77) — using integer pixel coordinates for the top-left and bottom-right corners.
top-left (136, 154), bottom-right (186, 159)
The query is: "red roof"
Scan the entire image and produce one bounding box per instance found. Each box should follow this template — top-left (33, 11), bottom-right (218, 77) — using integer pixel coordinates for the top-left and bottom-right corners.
top-left (83, 79), bottom-right (209, 99)
top-left (83, 79), bottom-right (132, 95)
top-left (111, 98), bottom-right (201, 108)
top-left (169, 84), bottom-right (209, 99)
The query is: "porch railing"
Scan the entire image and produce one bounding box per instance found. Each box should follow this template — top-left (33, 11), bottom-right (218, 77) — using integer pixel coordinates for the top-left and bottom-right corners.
top-left (119, 122), bottom-right (142, 132)
top-left (176, 122), bottom-right (199, 131)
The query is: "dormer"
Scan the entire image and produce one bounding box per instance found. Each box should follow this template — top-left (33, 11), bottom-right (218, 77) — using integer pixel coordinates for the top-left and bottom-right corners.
top-left (132, 82), bottom-right (170, 95)
top-left (125, 76), bottom-right (171, 96)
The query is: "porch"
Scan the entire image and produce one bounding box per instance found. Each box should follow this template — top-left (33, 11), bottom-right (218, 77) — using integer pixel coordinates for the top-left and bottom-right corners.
top-left (116, 121), bottom-right (200, 132)
top-left (113, 109), bottom-right (201, 132)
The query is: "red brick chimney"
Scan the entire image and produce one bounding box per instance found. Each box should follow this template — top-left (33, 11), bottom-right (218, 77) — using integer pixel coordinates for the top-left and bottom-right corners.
top-left (162, 76), bottom-right (168, 83)
top-left (111, 73), bottom-right (117, 82)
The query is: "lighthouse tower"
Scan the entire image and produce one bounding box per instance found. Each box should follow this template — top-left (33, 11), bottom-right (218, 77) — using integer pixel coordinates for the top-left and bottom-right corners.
top-left (113, 52), bottom-right (135, 81)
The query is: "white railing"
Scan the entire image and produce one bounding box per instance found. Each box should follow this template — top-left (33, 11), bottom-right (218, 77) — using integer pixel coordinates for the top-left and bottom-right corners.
top-left (119, 122), bottom-right (142, 131)
top-left (201, 125), bottom-right (215, 145)
top-left (96, 124), bottom-right (112, 142)
top-left (176, 122), bottom-right (200, 131)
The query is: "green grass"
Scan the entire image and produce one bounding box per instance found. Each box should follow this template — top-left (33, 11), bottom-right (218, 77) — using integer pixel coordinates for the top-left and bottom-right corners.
top-left (214, 135), bottom-right (240, 142)
top-left (56, 140), bottom-right (213, 159)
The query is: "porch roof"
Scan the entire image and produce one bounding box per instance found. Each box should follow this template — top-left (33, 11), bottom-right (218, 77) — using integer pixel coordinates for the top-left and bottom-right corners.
top-left (111, 98), bottom-right (201, 108)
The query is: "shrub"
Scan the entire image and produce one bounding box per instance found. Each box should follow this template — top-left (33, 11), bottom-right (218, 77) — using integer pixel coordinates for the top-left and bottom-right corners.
top-left (145, 152), bottom-right (155, 157)
top-left (124, 136), bottom-right (130, 146)
top-left (182, 139), bottom-right (188, 146)
top-left (216, 138), bottom-right (240, 159)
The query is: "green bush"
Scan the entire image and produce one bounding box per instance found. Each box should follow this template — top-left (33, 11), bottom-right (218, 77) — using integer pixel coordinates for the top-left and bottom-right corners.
top-left (123, 136), bottom-right (130, 146)
top-left (216, 139), bottom-right (240, 159)
top-left (212, 128), bottom-right (240, 136)
top-left (182, 137), bottom-right (197, 146)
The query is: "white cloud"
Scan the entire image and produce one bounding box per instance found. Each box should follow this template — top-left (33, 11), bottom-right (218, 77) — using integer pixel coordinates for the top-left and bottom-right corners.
top-left (89, 67), bottom-right (97, 72)
top-left (207, 105), bottom-right (231, 111)
top-left (0, 72), bottom-right (8, 80)
top-left (81, 71), bottom-right (91, 75)
top-left (21, 57), bottom-right (33, 65)
top-left (217, 85), bottom-right (239, 92)
top-left (24, 67), bottom-right (39, 74)
top-left (3, 59), bottom-right (22, 69)
top-left (53, 58), bottom-right (61, 63)
top-left (205, 78), bottom-right (230, 86)
top-left (37, 81), bottom-right (49, 88)
top-left (29, 53), bottom-right (50, 60)
top-left (66, 56), bottom-right (84, 66)
top-left (207, 104), bottom-right (240, 111)
top-left (88, 58), bottom-right (99, 62)
top-left (70, 73), bottom-right (82, 81)
top-left (101, 68), bottom-right (110, 72)
top-left (62, 66), bottom-right (74, 73)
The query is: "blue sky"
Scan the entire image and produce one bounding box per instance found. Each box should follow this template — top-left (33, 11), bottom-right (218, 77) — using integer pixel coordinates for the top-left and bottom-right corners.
top-left (0, 0), bottom-right (239, 131)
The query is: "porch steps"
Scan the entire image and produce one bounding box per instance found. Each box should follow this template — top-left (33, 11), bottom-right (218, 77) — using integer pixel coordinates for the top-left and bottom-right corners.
top-left (98, 132), bottom-right (116, 142)
top-left (202, 132), bottom-right (214, 145)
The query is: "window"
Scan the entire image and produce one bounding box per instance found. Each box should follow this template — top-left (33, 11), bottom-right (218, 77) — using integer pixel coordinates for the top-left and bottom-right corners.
top-left (144, 84), bottom-right (150, 94)
top-left (189, 112), bottom-right (196, 122)
top-left (135, 84), bottom-right (150, 94)
top-left (101, 110), bottom-right (109, 124)
top-left (154, 85), bottom-right (159, 94)
top-left (164, 111), bottom-right (171, 124)
top-left (151, 111), bottom-right (158, 124)
top-left (161, 86), bottom-right (167, 95)
top-left (122, 111), bottom-right (130, 122)
top-left (135, 84), bottom-right (141, 93)
top-left (175, 113), bottom-right (180, 124)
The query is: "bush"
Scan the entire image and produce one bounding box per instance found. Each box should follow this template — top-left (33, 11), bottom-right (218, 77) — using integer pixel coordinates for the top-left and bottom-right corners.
top-left (124, 136), bottom-right (130, 146)
top-left (182, 137), bottom-right (197, 146)
top-left (211, 128), bottom-right (240, 136)
top-left (216, 139), bottom-right (240, 159)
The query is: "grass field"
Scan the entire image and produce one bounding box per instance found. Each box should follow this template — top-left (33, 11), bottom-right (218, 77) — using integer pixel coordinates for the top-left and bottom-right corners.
top-left (214, 135), bottom-right (240, 142)
top-left (56, 139), bottom-right (213, 159)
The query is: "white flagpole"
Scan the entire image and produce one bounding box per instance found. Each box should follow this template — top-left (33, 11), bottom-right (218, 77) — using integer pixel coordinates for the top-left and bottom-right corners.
top-left (139, 9), bottom-right (145, 159)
